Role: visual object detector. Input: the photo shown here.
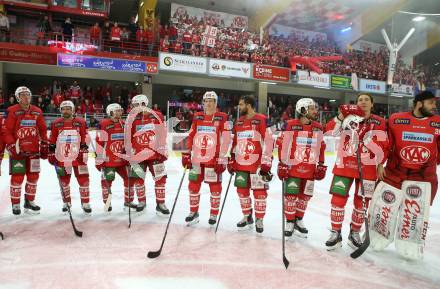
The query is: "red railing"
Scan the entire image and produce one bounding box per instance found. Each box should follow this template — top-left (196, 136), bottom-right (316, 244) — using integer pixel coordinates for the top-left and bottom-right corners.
top-left (2, 27), bottom-right (161, 57)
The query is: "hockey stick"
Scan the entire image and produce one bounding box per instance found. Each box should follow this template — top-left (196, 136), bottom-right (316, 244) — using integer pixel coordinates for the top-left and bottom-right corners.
top-left (0, 232), bottom-right (4, 240)
top-left (282, 181), bottom-right (290, 269)
top-left (350, 143), bottom-right (370, 259)
top-left (215, 172), bottom-right (234, 233)
top-left (54, 166), bottom-right (83, 238)
top-left (126, 165), bottom-right (132, 229)
top-left (147, 168), bottom-right (187, 259)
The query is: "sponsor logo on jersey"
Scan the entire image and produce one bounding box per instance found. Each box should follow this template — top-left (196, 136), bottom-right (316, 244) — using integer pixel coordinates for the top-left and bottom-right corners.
top-left (20, 120), bottom-right (36, 127)
top-left (251, 119), bottom-right (261, 125)
top-left (288, 181), bottom-right (298, 188)
top-left (382, 190), bottom-right (396, 204)
top-left (236, 175), bottom-right (246, 182)
top-left (296, 137), bottom-right (317, 146)
top-left (110, 133), bottom-right (124, 141)
top-left (197, 126), bottom-right (216, 133)
top-left (290, 125), bottom-right (303, 131)
top-left (402, 132), bottom-right (433, 143)
top-left (194, 134), bottom-right (215, 149)
top-left (213, 116), bottom-right (224, 121)
top-left (58, 135), bottom-right (79, 143)
top-left (334, 180), bottom-right (346, 189)
top-left (367, 118), bottom-right (381, 126)
top-left (394, 118), bottom-right (410, 125)
top-left (430, 121), bottom-right (440, 128)
top-left (406, 185), bottom-right (422, 199)
top-left (136, 124), bottom-right (155, 132)
top-left (14, 162), bottom-right (24, 168)
top-left (400, 145), bottom-right (430, 164)
top-left (30, 111), bottom-right (40, 116)
top-left (237, 130), bottom-right (254, 139)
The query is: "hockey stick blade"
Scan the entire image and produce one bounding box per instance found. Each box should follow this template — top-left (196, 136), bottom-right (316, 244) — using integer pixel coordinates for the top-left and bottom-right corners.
top-left (68, 206), bottom-right (83, 238)
top-left (350, 220), bottom-right (370, 259)
top-left (147, 250), bottom-right (161, 259)
top-left (147, 169), bottom-right (187, 260)
top-left (283, 255), bottom-right (290, 269)
top-left (0, 232), bottom-right (4, 240)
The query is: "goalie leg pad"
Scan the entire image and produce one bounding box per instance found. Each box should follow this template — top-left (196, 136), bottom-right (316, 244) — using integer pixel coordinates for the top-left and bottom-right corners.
top-left (369, 181), bottom-right (403, 251)
top-left (395, 181), bottom-right (431, 261)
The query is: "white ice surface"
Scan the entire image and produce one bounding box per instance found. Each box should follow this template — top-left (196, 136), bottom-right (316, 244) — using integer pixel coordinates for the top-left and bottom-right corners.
top-left (0, 154), bottom-right (439, 289)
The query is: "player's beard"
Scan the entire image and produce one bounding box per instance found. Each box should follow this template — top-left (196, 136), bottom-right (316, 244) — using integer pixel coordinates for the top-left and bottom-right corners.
top-left (307, 113), bottom-right (318, 121)
top-left (240, 107), bottom-right (248, 116)
top-left (420, 105), bottom-right (435, 117)
top-left (63, 112), bottom-right (72, 119)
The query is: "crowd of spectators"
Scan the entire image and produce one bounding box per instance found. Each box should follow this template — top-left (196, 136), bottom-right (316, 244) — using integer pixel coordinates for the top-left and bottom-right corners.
top-left (0, 5), bottom-right (439, 89)
top-left (0, 80), bottom-right (139, 117)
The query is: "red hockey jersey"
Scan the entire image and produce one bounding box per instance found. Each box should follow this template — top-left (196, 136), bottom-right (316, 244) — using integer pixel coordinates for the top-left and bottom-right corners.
top-left (50, 117), bottom-right (88, 167)
top-left (325, 114), bottom-right (388, 179)
top-left (186, 111), bottom-right (230, 166)
top-left (127, 111), bottom-right (167, 162)
top-left (231, 113), bottom-right (273, 173)
top-left (278, 119), bottom-right (326, 179)
top-left (387, 111), bottom-right (440, 170)
top-left (96, 118), bottom-right (127, 167)
top-left (4, 104), bottom-right (48, 156)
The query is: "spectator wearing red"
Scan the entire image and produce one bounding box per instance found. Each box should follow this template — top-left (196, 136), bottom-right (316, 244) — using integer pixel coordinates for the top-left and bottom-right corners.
top-left (160, 35), bottom-right (170, 52)
top-left (53, 92), bottom-right (64, 107)
top-left (69, 81), bottom-right (82, 103)
top-left (182, 29), bottom-right (192, 54)
top-left (159, 24), bottom-right (169, 39)
top-left (80, 99), bottom-right (95, 115)
top-left (111, 22), bottom-right (122, 41)
top-left (169, 24), bottom-right (178, 42)
top-left (192, 32), bottom-right (201, 50)
top-left (144, 26), bottom-right (155, 56)
top-left (90, 22), bottom-right (101, 46)
top-left (171, 39), bottom-right (182, 54)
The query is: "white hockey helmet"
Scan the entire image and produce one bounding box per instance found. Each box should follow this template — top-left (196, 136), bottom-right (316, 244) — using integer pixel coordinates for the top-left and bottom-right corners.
top-left (60, 100), bottom-right (75, 112)
top-left (203, 91), bottom-right (218, 103)
top-left (342, 114), bottom-right (364, 131)
top-left (131, 94), bottom-right (149, 107)
top-left (106, 103), bottom-right (123, 116)
top-left (15, 86), bottom-right (32, 102)
top-left (295, 98), bottom-right (316, 115)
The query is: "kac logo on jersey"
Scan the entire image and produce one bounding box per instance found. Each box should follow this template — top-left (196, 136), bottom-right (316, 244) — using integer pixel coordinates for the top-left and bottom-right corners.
top-left (402, 132), bottom-right (433, 143)
top-left (430, 121), bottom-right (440, 128)
top-left (400, 145), bottom-right (430, 164)
top-left (20, 120), bottom-right (36, 127)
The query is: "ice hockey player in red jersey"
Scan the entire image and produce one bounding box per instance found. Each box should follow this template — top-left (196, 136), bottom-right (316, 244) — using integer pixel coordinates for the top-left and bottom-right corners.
top-left (277, 98), bottom-right (326, 238)
top-left (181, 91), bottom-right (231, 225)
top-left (95, 103), bottom-right (136, 212)
top-left (125, 94), bottom-right (169, 215)
top-left (3, 86), bottom-right (48, 215)
top-left (48, 100), bottom-right (92, 214)
top-left (228, 95), bottom-right (273, 233)
top-left (0, 115), bottom-right (5, 176)
top-left (325, 93), bottom-right (388, 250)
top-left (370, 90), bottom-right (440, 260)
